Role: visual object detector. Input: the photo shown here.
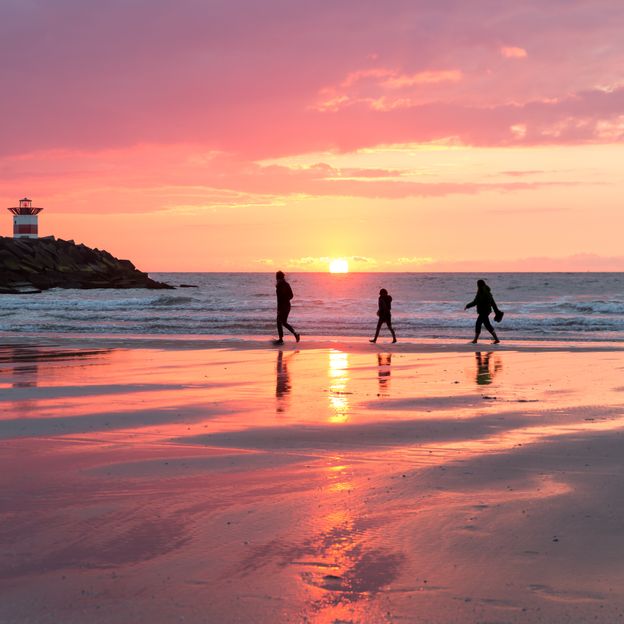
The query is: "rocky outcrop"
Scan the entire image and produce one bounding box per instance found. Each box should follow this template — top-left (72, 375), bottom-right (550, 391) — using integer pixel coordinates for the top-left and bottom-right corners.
top-left (0, 236), bottom-right (172, 293)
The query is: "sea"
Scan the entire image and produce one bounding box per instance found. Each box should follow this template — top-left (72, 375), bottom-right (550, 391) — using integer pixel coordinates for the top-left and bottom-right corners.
top-left (1, 272), bottom-right (623, 342)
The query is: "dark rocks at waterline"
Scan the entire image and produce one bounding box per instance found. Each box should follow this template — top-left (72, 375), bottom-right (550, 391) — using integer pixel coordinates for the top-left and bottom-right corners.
top-left (0, 236), bottom-right (173, 293)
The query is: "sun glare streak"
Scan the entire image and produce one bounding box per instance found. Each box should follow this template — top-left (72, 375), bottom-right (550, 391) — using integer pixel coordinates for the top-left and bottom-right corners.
top-left (329, 258), bottom-right (349, 273)
top-left (328, 350), bottom-right (350, 423)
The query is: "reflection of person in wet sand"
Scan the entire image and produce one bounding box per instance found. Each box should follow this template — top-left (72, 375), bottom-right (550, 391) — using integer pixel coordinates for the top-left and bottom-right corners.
top-left (370, 288), bottom-right (397, 344)
top-left (475, 352), bottom-right (502, 385)
top-left (2, 347), bottom-right (39, 388)
top-left (276, 350), bottom-right (297, 412)
top-left (377, 353), bottom-right (392, 396)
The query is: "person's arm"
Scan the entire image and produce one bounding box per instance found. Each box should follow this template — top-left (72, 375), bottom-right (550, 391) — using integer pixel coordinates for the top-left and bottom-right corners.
top-left (379, 297), bottom-right (390, 315)
top-left (490, 293), bottom-right (500, 314)
top-left (286, 283), bottom-right (294, 300)
top-left (465, 297), bottom-right (477, 310)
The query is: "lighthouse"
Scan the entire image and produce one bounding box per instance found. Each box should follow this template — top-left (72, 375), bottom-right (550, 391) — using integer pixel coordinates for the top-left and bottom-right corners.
top-left (7, 197), bottom-right (43, 239)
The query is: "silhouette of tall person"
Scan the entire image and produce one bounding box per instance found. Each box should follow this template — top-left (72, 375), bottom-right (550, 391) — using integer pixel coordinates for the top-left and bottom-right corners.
top-left (274, 271), bottom-right (300, 345)
top-left (370, 288), bottom-right (397, 343)
top-left (465, 279), bottom-right (501, 344)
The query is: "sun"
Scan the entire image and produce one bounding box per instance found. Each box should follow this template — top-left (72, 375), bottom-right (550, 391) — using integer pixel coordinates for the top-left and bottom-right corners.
top-left (329, 258), bottom-right (349, 273)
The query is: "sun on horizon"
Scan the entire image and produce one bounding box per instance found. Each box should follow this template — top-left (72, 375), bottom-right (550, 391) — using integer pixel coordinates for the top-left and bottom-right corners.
top-left (328, 258), bottom-right (349, 273)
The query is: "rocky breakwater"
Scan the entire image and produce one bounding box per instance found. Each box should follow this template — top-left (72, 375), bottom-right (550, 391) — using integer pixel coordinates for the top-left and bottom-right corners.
top-left (0, 236), bottom-right (172, 293)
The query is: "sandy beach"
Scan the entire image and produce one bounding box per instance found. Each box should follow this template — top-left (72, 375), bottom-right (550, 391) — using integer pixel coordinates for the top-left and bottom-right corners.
top-left (2, 337), bottom-right (624, 623)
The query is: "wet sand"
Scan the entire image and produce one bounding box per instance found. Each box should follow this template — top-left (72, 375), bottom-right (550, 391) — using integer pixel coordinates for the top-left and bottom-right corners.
top-left (1, 338), bottom-right (624, 623)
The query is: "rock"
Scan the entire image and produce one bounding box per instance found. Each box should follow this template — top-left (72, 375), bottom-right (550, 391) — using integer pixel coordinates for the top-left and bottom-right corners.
top-left (0, 236), bottom-right (173, 292)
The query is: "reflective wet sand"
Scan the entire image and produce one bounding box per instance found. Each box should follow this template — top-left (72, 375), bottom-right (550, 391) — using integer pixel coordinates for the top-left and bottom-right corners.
top-left (1, 341), bottom-right (624, 623)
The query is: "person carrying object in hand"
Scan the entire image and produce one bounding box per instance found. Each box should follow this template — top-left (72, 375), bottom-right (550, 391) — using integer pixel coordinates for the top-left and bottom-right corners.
top-left (465, 279), bottom-right (503, 344)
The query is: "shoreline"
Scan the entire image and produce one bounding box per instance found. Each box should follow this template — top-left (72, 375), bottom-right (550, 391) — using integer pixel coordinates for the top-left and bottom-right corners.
top-left (2, 332), bottom-right (624, 354)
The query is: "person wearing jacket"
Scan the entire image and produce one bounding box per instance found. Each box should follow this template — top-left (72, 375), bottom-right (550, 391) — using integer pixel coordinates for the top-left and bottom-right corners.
top-left (274, 271), bottom-right (300, 345)
top-left (370, 288), bottom-right (397, 343)
top-left (465, 279), bottom-right (501, 344)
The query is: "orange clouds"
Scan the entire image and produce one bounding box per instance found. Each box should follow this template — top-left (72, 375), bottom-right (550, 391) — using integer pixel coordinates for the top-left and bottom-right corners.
top-left (0, 144), bottom-right (583, 220)
top-left (382, 69), bottom-right (463, 89)
top-left (314, 66), bottom-right (463, 112)
top-left (500, 46), bottom-right (528, 59)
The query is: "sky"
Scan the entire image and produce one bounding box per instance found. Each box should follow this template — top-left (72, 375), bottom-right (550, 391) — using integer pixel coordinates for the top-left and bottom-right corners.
top-left (1, 0), bottom-right (623, 272)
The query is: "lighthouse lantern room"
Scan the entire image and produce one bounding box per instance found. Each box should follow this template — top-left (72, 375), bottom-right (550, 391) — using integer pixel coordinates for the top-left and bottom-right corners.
top-left (7, 197), bottom-right (43, 239)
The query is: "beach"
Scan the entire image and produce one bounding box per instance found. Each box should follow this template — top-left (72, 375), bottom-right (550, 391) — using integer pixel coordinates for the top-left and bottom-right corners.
top-left (5, 0), bottom-right (624, 619)
top-left (2, 336), bottom-right (624, 623)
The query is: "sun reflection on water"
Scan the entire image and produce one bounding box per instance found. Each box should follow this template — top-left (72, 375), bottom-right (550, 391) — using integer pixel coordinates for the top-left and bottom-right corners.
top-left (328, 350), bottom-right (350, 423)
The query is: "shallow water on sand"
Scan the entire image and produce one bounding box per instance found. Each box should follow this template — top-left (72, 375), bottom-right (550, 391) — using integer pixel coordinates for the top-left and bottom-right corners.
top-left (1, 342), bottom-right (624, 623)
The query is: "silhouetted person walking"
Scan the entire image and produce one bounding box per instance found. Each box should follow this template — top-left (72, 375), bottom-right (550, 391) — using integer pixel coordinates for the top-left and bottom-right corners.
top-left (370, 288), bottom-right (397, 343)
top-left (465, 279), bottom-right (501, 344)
top-left (274, 271), bottom-right (300, 345)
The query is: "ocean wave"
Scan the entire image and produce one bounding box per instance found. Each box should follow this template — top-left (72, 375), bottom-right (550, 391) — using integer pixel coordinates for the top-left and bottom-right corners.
top-left (151, 295), bottom-right (196, 306)
top-left (1, 272), bottom-right (623, 340)
top-left (514, 299), bottom-right (624, 315)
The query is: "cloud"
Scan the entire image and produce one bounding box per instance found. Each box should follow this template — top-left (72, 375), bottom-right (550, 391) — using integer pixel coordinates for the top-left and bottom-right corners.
top-left (498, 170), bottom-right (550, 177)
top-left (382, 69), bottom-right (463, 89)
top-left (259, 253), bottom-right (624, 273)
top-left (510, 124), bottom-right (528, 139)
top-left (314, 66), bottom-right (463, 112)
top-left (500, 46), bottom-right (528, 59)
top-left (304, 87), bottom-right (624, 153)
top-left (270, 253), bottom-right (624, 272)
top-left (286, 256), bottom-right (331, 269)
top-left (425, 254), bottom-right (624, 272)
top-left (1, 1), bottom-right (624, 159)
top-left (0, 146), bottom-right (582, 214)
top-left (390, 257), bottom-right (435, 267)
top-left (285, 255), bottom-right (378, 271)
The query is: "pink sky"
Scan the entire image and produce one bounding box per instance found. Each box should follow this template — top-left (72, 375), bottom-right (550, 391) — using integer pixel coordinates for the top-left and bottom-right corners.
top-left (1, 0), bottom-right (623, 271)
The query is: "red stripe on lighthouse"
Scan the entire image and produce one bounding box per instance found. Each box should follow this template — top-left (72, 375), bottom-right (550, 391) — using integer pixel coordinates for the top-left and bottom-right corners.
top-left (14, 224), bottom-right (38, 234)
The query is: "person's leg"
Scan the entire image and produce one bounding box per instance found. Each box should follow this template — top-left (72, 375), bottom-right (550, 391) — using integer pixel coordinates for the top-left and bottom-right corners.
top-left (280, 308), bottom-right (300, 341)
top-left (282, 320), bottom-right (296, 335)
top-left (472, 316), bottom-right (483, 343)
top-left (370, 318), bottom-right (383, 342)
top-left (276, 317), bottom-right (284, 341)
top-left (482, 315), bottom-right (499, 343)
top-left (387, 319), bottom-right (397, 343)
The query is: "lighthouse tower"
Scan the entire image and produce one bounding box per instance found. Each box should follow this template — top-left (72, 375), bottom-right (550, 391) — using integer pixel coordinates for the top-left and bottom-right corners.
top-left (7, 197), bottom-right (43, 239)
